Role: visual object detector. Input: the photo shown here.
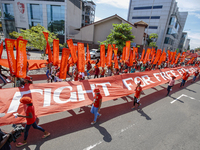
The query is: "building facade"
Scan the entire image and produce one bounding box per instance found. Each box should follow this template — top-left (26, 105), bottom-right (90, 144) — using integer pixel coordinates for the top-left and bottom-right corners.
top-left (0, 0), bottom-right (83, 43)
top-left (127, 0), bottom-right (188, 51)
top-left (178, 32), bottom-right (190, 52)
top-left (82, 0), bottom-right (95, 27)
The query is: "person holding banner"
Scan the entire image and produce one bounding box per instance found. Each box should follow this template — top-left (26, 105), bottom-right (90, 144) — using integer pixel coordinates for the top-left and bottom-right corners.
top-left (131, 81), bottom-right (143, 110)
top-left (91, 88), bottom-right (102, 125)
top-left (16, 97), bottom-right (50, 147)
top-left (94, 64), bottom-right (99, 79)
top-left (166, 76), bottom-right (176, 96)
top-left (180, 71), bottom-right (190, 87)
top-left (87, 61), bottom-right (92, 79)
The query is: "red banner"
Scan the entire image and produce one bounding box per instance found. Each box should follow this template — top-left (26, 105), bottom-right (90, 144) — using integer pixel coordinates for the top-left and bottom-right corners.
top-left (53, 39), bottom-right (59, 66)
top-left (5, 39), bottom-right (16, 75)
top-left (67, 39), bottom-right (77, 63)
top-left (0, 66), bottom-right (198, 126)
top-left (100, 45), bottom-right (105, 68)
top-left (16, 38), bottom-right (28, 78)
top-left (59, 48), bottom-right (70, 79)
top-left (0, 42), bottom-right (3, 59)
top-left (77, 43), bottom-right (85, 72)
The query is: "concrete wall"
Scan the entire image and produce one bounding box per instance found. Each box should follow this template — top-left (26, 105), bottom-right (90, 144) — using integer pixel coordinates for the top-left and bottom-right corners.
top-left (93, 18), bottom-right (122, 44)
top-left (132, 26), bottom-right (145, 45)
top-left (74, 24), bottom-right (94, 42)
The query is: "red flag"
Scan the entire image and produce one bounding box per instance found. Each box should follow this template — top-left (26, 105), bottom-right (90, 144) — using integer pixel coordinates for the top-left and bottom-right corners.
top-left (67, 39), bottom-right (77, 63)
top-left (77, 43), bottom-right (85, 72)
top-left (53, 39), bottom-right (59, 66)
top-left (180, 52), bottom-right (186, 62)
top-left (167, 50), bottom-right (171, 64)
top-left (140, 49), bottom-right (145, 61)
top-left (106, 44), bottom-right (112, 67)
top-left (43, 32), bottom-right (49, 54)
top-left (86, 44), bottom-right (91, 63)
top-left (16, 38), bottom-right (28, 78)
top-left (0, 42), bottom-right (3, 59)
top-left (129, 49), bottom-right (133, 66)
top-left (125, 41), bottom-right (130, 61)
top-left (59, 48), bottom-right (70, 79)
top-left (175, 53), bottom-right (180, 64)
top-left (5, 39), bottom-right (16, 75)
top-left (143, 48), bottom-right (151, 64)
top-left (151, 54), bottom-right (155, 64)
top-left (114, 48), bottom-right (119, 69)
top-left (112, 44), bottom-right (116, 49)
top-left (133, 47), bottom-right (136, 62)
top-left (122, 47), bottom-right (126, 61)
top-left (170, 52), bottom-right (176, 65)
top-left (100, 45), bottom-right (105, 68)
top-left (153, 49), bottom-right (161, 64)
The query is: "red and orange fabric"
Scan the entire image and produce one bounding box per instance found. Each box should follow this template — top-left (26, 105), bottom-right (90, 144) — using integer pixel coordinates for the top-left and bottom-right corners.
top-left (59, 48), bottom-right (70, 79)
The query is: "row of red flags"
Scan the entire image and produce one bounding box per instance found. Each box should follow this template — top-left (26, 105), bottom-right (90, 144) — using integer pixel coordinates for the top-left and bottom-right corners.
top-left (0, 36), bottom-right (196, 80)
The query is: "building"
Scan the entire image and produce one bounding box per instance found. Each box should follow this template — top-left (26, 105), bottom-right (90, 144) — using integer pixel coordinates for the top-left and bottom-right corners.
top-left (81, 0), bottom-right (96, 27)
top-left (178, 32), bottom-right (188, 52)
top-left (184, 39), bottom-right (190, 51)
top-left (127, 0), bottom-right (188, 51)
top-left (72, 14), bottom-right (148, 50)
top-left (0, 0), bottom-right (83, 43)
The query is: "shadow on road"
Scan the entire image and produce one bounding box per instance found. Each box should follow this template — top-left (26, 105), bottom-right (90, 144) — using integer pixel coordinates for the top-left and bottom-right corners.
top-left (10, 79), bottom-right (197, 149)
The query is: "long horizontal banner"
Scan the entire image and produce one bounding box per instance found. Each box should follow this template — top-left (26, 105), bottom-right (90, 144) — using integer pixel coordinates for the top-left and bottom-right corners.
top-left (0, 66), bottom-right (198, 126)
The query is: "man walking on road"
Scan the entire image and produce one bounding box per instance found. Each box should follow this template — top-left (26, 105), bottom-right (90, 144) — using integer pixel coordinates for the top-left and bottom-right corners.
top-left (180, 71), bottom-right (190, 87)
top-left (166, 76), bottom-right (176, 96)
top-left (91, 88), bottom-right (102, 125)
top-left (131, 81), bottom-right (143, 110)
top-left (191, 69), bottom-right (199, 83)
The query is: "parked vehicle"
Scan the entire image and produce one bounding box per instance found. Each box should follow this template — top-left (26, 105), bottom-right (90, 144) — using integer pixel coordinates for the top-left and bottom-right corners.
top-left (90, 49), bottom-right (100, 59)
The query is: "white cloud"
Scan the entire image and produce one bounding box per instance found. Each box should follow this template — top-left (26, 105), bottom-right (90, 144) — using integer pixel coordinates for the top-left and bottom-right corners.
top-left (189, 12), bottom-right (200, 19)
top-left (94, 16), bottom-right (102, 22)
top-left (94, 0), bottom-right (129, 9)
top-left (187, 32), bottom-right (200, 49)
top-left (176, 0), bottom-right (200, 12)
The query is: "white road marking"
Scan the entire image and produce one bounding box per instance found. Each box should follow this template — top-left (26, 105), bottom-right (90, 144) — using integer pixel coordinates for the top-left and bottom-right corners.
top-left (171, 94), bottom-right (195, 104)
top-left (83, 141), bottom-right (102, 150)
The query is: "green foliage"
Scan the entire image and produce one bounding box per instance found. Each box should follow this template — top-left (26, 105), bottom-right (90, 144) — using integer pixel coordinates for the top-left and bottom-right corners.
top-left (9, 24), bottom-right (62, 51)
top-left (147, 33), bottom-right (158, 48)
top-left (99, 23), bottom-right (135, 52)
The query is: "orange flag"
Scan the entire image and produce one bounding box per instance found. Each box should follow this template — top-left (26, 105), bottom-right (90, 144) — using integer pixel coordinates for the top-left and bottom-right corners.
top-left (170, 52), bottom-right (176, 65)
top-left (86, 44), bottom-right (91, 63)
top-left (140, 49), bottom-right (145, 61)
top-left (151, 53), bottom-right (155, 64)
top-left (67, 39), bottom-right (77, 63)
top-left (0, 42), bottom-right (3, 59)
top-left (153, 49), bottom-right (161, 64)
top-left (125, 41), bottom-right (130, 61)
top-left (59, 48), bottom-right (70, 79)
top-left (180, 52), bottom-right (186, 62)
top-left (112, 44), bottom-right (116, 49)
top-left (16, 38), bottom-right (28, 78)
top-left (133, 47), bottom-right (136, 62)
top-left (157, 51), bottom-right (165, 66)
top-left (53, 39), bottom-right (59, 67)
top-left (167, 50), bottom-right (171, 64)
top-left (106, 44), bottom-right (112, 67)
top-left (143, 48), bottom-right (151, 64)
top-left (77, 43), bottom-right (85, 72)
top-left (43, 32), bottom-right (52, 63)
top-left (43, 32), bottom-right (49, 54)
top-left (114, 48), bottom-right (119, 69)
top-left (187, 57), bottom-right (195, 65)
top-left (5, 39), bottom-right (16, 75)
top-left (129, 49), bottom-right (133, 66)
top-left (100, 45), bottom-right (105, 68)
top-left (175, 53), bottom-right (180, 64)
top-left (122, 47), bottom-right (126, 61)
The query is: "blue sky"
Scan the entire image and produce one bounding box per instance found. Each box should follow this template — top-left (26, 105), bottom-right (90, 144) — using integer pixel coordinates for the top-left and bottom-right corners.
top-left (93, 0), bottom-right (200, 49)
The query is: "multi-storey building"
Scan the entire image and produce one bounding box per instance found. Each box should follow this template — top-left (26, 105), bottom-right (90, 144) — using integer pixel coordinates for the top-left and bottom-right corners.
top-left (127, 0), bottom-right (188, 51)
top-left (82, 0), bottom-right (95, 27)
top-left (0, 0), bottom-right (83, 43)
top-left (178, 32), bottom-right (190, 52)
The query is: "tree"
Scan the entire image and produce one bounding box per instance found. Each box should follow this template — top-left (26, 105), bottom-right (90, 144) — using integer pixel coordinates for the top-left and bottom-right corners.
top-left (99, 23), bottom-right (135, 52)
top-left (9, 24), bottom-right (62, 52)
top-left (147, 33), bottom-right (158, 47)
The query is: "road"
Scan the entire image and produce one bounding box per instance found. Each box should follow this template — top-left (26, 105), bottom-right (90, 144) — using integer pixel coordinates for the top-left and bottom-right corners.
top-left (1, 77), bottom-right (200, 150)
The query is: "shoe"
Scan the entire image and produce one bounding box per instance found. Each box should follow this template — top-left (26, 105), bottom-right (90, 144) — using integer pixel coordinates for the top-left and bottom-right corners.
top-left (138, 103), bottom-right (141, 108)
top-left (91, 121), bottom-right (96, 125)
top-left (42, 132), bottom-right (50, 138)
top-left (98, 114), bottom-right (101, 118)
top-left (16, 142), bottom-right (27, 147)
top-left (131, 107), bottom-right (135, 110)
top-left (6, 79), bottom-right (11, 83)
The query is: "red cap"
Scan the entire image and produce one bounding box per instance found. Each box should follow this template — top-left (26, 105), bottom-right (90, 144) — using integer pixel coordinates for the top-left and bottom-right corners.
top-left (20, 97), bottom-right (33, 104)
top-left (93, 87), bottom-right (100, 93)
top-left (171, 76), bottom-right (176, 78)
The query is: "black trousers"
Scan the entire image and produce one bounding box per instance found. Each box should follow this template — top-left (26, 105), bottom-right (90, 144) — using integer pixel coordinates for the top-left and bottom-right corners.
top-left (133, 96), bottom-right (139, 106)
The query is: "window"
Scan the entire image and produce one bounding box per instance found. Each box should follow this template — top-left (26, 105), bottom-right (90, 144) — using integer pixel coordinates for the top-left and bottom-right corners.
top-left (164, 37), bottom-right (174, 45)
top-left (30, 4), bottom-right (40, 19)
top-left (134, 5), bottom-right (162, 10)
top-left (3, 3), bottom-right (14, 20)
top-left (149, 26), bottom-right (158, 29)
top-left (27, 4), bottom-right (43, 27)
top-left (151, 16), bottom-right (160, 19)
top-left (132, 16), bottom-right (160, 19)
top-left (47, 5), bottom-right (65, 35)
top-left (167, 28), bottom-right (172, 34)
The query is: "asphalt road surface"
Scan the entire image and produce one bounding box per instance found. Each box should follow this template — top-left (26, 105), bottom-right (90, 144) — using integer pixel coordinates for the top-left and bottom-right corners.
top-left (1, 77), bottom-right (200, 150)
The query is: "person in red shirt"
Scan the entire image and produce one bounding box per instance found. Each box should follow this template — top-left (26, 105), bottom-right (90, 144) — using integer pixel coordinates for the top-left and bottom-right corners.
top-left (131, 81), bottom-right (143, 110)
top-left (180, 71), bottom-right (190, 87)
top-left (90, 88), bottom-right (102, 125)
top-left (16, 97), bottom-right (50, 147)
top-left (86, 61), bottom-right (92, 79)
top-left (100, 67), bottom-right (105, 77)
top-left (94, 64), bottom-right (99, 79)
top-left (191, 69), bottom-right (199, 83)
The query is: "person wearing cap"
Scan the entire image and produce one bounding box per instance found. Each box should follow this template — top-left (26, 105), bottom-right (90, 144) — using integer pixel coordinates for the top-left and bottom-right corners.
top-left (90, 88), bottom-right (102, 125)
top-left (180, 71), bottom-right (190, 87)
top-left (166, 76), bottom-right (176, 96)
top-left (131, 81), bottom-right (143, 110)
top-left (191, 69), bottom-right (199, 83)
top-left (16, 97), bottom-right (50, 147)
top-left (94, 64), bottom-right (100, 78)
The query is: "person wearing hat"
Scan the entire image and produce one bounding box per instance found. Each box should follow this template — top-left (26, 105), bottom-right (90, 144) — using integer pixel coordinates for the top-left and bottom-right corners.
top-left (166, 76), bottom-right (176, 96)
top-left (131, 81), bottom-right (143, 110)
top-left (180, 70), bottom-right (190, 87)
top-left (90, 88), bottom-right (102, 125)
top-left (16, 97), bottom-right (50, 147)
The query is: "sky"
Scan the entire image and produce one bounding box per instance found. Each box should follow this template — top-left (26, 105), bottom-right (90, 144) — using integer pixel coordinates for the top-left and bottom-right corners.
top-left (93, 0), bottom-right (200, 49)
